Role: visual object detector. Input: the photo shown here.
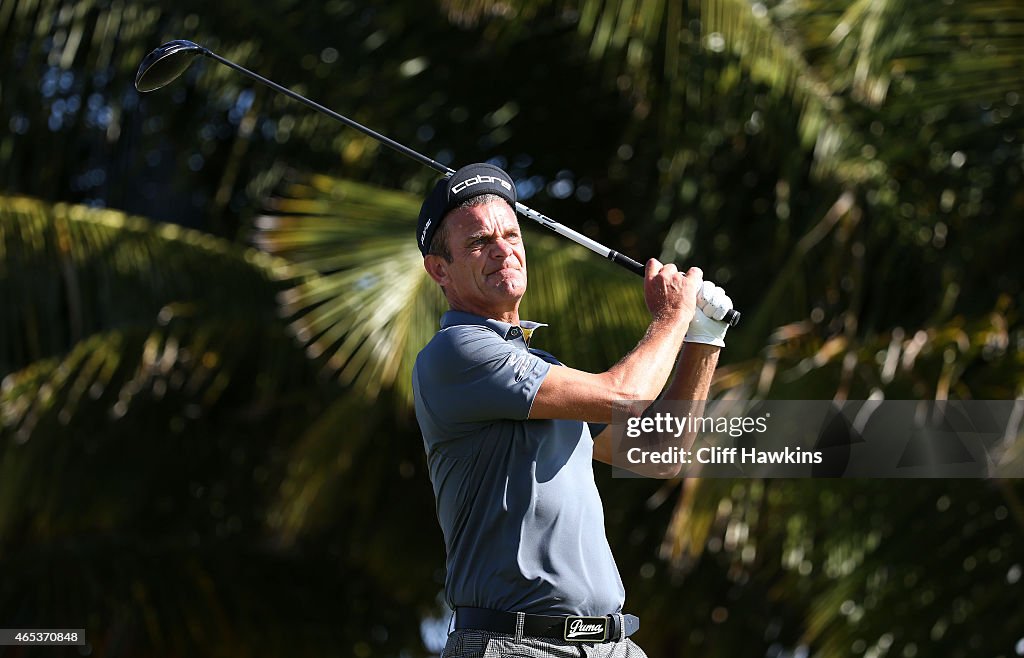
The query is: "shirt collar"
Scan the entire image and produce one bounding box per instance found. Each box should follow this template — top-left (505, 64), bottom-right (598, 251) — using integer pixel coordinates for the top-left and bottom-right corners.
top-left (440, 310), bottom-right (548, 345)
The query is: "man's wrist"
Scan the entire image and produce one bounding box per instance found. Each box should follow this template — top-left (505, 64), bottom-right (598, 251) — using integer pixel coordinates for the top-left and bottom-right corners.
top-left (679, 341), bottom-right (721, 360)
top-left (664, 341), bottom-right (720, 400)
top-left (649, 312), bottom-right (691, 340)
top-left (683, 308), bottom-right (728, 347)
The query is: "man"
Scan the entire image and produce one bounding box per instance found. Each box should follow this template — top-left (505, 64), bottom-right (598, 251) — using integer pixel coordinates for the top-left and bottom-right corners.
top-left (412, 163), bottom-right (732, 657)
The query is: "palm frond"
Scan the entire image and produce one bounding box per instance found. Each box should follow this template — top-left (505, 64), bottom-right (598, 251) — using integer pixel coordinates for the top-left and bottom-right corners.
top-left (440, 0), bottom-right (1023, 185)
top-left (657, 477), bottom-right (1024, 657)
top-left (699, 0), bottom-right (875, 181)
top-left (265, 389), bottom-right (448, 612)
top-left (786, 0), bottom-right (1024, 108)
top-left (0, 195), bottom-right (311, 377)
top-left (439, 0), bottom-right (870, 180)
top-left (0, 194), bottom-right (433, 656)
top-left (655, 293), bottom-right (1023, 654)
top-left (0, 195), bottom-right (328, 535)
top-left (253, 173), bottom-right (652, 406)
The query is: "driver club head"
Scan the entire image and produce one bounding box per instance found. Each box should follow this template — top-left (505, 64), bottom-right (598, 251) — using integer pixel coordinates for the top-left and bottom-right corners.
top-left (135, 40), bottom-right (207, 92)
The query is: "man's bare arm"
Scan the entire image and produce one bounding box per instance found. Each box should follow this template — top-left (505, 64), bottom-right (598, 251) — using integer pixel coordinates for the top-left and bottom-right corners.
top-left (528, 260), bottom-right (700, 424)
top-left (527, 317), bottom-right (688, 423)
top-left (591, 342), bottom-right (719, 468)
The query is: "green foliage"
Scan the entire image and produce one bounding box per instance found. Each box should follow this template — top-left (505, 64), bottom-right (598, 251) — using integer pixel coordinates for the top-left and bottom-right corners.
top-left (2, 0), bottom-right (1023, 656)
top-left (253, 173), bottom-right (651, 404)
top-left (0, 197), bottom-right (438, 656)
top-left (643, 478), bottom-right (1024, 657)
top-left (0, 196), bottom-right (307, 375)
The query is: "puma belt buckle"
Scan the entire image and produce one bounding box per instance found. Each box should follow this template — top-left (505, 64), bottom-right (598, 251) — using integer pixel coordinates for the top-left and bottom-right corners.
top-left (564, 616), bottom-right (608, 642)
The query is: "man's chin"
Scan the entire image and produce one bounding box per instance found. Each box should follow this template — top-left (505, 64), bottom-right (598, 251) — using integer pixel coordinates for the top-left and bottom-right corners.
top-left (489, 271), bottom-right (527, 295)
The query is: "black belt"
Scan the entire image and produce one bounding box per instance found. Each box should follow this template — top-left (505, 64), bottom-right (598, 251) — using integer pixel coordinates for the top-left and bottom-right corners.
top-left (455, 607), bottom-right (639, 643)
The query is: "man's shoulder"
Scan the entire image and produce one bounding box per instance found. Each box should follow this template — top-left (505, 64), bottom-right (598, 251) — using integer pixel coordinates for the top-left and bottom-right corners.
top-left (415, 325), bottom-right (508, 380)
top-left (420, 324), bottom-right (502, 357)
top-left (527, 347), bottom-right (561, 366)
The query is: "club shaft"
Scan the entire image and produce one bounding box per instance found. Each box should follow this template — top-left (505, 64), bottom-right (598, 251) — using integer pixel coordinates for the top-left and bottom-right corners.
top-left (201, 48), bottom-right (740, 326)
top-left (204, 50), bottom-right (455, 177)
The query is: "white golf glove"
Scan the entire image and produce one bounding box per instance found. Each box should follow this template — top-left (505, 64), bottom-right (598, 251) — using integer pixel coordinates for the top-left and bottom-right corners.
top-left (685, 281), bottom-right (733, 347)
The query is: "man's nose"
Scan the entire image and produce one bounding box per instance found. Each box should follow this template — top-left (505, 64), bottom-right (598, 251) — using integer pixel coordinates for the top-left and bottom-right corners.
top-left (490, 238), bottom-right (515, 257)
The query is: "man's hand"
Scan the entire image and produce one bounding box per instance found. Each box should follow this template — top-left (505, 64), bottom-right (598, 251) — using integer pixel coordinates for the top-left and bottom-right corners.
top-left (644, 259), bottom-right (701, 327)
top-left (685, 281), bottom-right (733, 347)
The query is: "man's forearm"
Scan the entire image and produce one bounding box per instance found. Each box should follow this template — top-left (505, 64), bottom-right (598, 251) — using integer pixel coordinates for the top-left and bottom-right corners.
top-left (532, 259), bottom-right (705, 424)
top-left (664, 342), bottom-right (720, 402)
top-left (591, 341), bottom-right (720, 471)
top-left (625, 342), bottom-right (720, 477)
top-left (529, 316), bottom-right (689, 424)
top-left (660, 341), bottom-right (720, 451)
top-left (604, 317), bottom-right (690, 403)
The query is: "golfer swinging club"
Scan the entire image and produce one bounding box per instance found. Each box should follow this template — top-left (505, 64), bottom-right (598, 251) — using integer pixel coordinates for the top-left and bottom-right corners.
top-left (413, 163), bottom-right (733, 657)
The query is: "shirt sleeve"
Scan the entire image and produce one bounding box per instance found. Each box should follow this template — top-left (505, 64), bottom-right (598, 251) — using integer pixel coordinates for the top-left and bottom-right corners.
top-left (417, 326), bottom-right (552, 424)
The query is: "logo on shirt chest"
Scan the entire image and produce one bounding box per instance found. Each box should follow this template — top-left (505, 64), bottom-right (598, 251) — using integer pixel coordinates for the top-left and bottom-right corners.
top-left (506, 353), bottom-right (533, 382)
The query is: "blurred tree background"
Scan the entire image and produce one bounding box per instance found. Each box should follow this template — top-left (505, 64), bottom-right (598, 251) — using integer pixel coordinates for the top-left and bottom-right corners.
top-left (1, 0), bottom-right (1023, 656)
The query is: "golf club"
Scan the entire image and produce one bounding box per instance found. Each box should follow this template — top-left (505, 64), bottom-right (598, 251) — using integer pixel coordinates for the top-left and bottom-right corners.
top-left (135, 40), bottom-right (740, 326)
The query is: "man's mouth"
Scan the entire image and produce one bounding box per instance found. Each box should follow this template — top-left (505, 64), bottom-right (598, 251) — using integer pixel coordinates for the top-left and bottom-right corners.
top-left (487, 266), bottom-right (520, 277)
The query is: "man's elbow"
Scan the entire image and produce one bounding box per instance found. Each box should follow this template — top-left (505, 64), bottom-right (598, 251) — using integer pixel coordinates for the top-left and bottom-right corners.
top-left (601, 376), bottom-right (639, 404)
top-left (600, 374), bottom-right (653, 414)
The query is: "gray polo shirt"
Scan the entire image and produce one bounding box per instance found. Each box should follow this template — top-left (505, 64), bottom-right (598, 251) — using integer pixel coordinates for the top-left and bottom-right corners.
top-left (412, 310), bottom-right (625, 616)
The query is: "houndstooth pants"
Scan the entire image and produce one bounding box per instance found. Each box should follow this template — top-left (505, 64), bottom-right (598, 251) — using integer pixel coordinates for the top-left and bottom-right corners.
top-left (440, 629), bottom-right (650, 658)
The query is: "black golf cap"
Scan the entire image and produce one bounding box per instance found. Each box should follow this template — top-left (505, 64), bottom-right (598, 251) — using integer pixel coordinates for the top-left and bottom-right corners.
top-left (417, 163), bottom-right (517, 255)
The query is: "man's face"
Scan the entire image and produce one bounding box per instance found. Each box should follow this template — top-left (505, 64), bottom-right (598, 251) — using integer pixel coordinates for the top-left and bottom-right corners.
top-left (424, 199), bottom-right (527, 321)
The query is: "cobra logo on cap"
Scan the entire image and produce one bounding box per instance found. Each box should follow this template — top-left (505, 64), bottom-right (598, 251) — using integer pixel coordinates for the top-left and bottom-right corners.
top-left (451, 174), bottom-right (513, 195)
top-left (419, 218), bottom-right (432, 247)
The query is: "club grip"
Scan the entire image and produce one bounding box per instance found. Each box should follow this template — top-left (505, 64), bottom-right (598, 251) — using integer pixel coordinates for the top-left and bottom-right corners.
top-left (608, 250), bottom-right (646, 275)
top-left (607, 251), bottom-right (741, 327)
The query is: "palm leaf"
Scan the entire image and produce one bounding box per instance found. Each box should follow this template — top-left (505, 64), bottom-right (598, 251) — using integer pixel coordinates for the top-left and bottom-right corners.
top-left (788, 0), bottom-right (1024, 108)
top-left (252, 172), bottom-right (652, 407)
top-left (440, 0), bottom-right (1024, 183)
top-left (656, 477), bottom-right (1024, 656)
top-left (0, 195), bottom-right (311, 377)
top-left (654, 291), bottom-right (1023, 655)
top-left (440, 0), bottom-right (869, 180)
top-left (0, 195), bottom-right (327, 532)
top-left (0, 196), bottom-right (446, 654)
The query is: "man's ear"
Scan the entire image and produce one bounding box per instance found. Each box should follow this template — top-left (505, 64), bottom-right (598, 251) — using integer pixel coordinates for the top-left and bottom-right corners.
top-left (423, 255), bottom-right (450, 286)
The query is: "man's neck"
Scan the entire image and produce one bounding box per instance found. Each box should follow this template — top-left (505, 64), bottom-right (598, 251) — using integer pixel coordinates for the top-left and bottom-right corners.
top-left (448, 303), bottom-right (519, 325)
